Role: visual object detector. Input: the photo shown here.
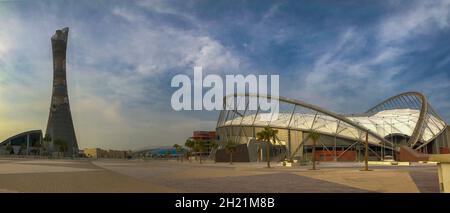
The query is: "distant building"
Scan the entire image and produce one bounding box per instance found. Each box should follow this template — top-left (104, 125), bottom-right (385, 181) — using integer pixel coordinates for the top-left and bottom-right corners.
top-left (132, 146), bottom-right (182, 158)
top-left (84, 148), bottom-right (131, 159)
top-left (187, 131), bottom-right (216, 153)
top-left (0, 130), bottom-right (42, 155)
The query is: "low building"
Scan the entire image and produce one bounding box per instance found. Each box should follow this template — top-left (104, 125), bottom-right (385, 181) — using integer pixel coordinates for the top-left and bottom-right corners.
top-left (133, 146), bottom-right (180, 158)
top-left (0, 130), bottom-right (42, 155)
top-left (84, 148), bottom-right (130, 159)
top-left (187, 131), bottom-right (216, 153)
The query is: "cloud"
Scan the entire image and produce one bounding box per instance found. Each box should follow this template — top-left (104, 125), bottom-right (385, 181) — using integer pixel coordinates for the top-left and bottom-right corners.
top-left (291, 28), bottom-right (401, 112)
top-left (136, 0), bottom-right (199, 24)
top-left (111, 7), bottom-right (144, 22)
top-left (0, 1), bottom-right (247, 149)
top-left (0, 33), bottom-right (10, 60)
top-left (70, 92), bottom-right (128, 149)
top-left (378, 0), bottom-right (450, 44)
top-left (282, 1), bottom-right (450, 118)
top-left (80, 5), bottom-right (244, 77)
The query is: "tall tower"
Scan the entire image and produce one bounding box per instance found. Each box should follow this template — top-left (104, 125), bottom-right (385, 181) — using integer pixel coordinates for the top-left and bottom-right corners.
top-left (46, 27), bottom-right (79, 156)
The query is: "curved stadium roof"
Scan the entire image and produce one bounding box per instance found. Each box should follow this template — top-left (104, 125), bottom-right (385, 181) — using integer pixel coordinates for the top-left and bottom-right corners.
top-left (217, 92), bottom-right (447, 151)
top-left (0, 130), bottom-right (43, 146)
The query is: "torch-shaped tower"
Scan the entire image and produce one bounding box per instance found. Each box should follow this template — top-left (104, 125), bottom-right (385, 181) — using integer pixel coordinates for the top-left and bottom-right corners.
top-left (46, 27), bottom-right (79, 156)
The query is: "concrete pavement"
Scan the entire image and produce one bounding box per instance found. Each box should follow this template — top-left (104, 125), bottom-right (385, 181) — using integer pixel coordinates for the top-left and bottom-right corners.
top-left (0, 158), bottom-right (440, 192)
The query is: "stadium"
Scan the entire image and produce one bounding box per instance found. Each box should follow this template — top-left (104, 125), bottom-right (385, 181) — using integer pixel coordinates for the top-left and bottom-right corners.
top-left (215, 92), bottom-right (450, 162)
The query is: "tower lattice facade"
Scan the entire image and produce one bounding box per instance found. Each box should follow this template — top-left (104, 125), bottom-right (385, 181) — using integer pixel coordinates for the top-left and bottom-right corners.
top-left (46, 27), bottom-right (79, 155)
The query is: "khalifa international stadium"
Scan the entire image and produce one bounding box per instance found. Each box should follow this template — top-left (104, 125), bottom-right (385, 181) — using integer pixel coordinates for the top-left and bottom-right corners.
top-left (214, 92), bottom-right (450, 162)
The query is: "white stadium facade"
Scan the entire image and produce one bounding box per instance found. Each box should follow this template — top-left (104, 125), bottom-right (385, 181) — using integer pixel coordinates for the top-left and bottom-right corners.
top-left (215, 92), bottom-right (450, 162)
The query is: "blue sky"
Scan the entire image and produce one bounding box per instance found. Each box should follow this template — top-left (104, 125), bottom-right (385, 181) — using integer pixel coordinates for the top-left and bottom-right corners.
top-left (1, 0), bottom-right (450, 150)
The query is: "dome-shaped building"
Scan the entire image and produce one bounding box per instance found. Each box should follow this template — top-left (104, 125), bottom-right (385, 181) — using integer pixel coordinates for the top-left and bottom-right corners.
top-left (215, 92), bottom-right (450, 162)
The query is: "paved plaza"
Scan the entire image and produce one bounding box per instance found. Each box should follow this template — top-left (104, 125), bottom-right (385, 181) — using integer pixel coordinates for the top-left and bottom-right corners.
top-left (0, 158), bottom-right (440, 192)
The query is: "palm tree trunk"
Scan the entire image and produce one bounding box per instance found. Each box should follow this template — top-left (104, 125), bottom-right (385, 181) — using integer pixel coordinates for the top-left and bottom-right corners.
top-left (230, 153), bottom-right (233, 164)
top-left (266, 141), bottom-right (271, 168)
top-left (364, 131), bottom-right (369, 171)
top-left (312, 139), bottom-right (316, 170)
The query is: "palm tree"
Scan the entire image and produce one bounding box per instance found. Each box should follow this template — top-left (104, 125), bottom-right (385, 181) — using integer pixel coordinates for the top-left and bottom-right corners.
top-left (185, 139), bottom-right (194, 161)
top-left (165, 150), bottom-right (171, 159)
top-left (5, 144), bottom-right (13, 155)
top-left (193, 139), bottom-right (205, 164)
top-left (308, 131), bottom-right (321, 170)
top-left (210, 140), bottom-right (219, 162)
top-left (54, 139), bottom-right (68, 157)
top-left (225, 140), bottom-right (237, 164)
top-left (20, 143), bottom-right (27, 155)
top-left (43, 134), bottom-right (52, 143)
top-left (185, 151), bottom-right (192, 163)
top-left (173, 144), bottom-right (183, 161)
top-left (256, 127), bottom-right (278, 168)
top-left (42, 134), bottom-right (52, 156)
top-left (185, 140), bottom-right (194, 150)
top-left (31, 139), bottom-right (42, 156)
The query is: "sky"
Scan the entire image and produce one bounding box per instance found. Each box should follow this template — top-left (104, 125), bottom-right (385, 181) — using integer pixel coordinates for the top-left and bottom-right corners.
top-left (1, 0), bottom-right (450, 150)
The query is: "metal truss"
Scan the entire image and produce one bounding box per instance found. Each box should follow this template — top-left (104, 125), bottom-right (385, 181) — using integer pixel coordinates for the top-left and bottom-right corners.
top-left (217, 93), bottom-right (393, 149)
top-left (217, 92), bottom-right (447, 152)
top-left (366, 92), bottom-right (447, 150)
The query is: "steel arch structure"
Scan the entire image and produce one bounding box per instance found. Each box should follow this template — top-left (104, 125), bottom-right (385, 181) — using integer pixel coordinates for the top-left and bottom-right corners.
top-left (365, 92), bottom-right (447, 150)
top-left (216, 92), bottom-right (447, 154)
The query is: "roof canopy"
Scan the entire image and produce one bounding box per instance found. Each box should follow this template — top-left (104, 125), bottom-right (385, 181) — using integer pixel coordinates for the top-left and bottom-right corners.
top-left (217, 92), bottom-right (447, 150)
